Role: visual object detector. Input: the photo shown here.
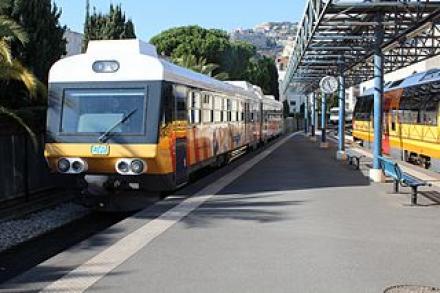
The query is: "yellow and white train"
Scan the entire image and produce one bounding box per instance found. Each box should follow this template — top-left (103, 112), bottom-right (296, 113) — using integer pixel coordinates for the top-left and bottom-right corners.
top-left (44, 40), bottom-right (283, 205)
top-left (353, 69), bottom-right (440, 172)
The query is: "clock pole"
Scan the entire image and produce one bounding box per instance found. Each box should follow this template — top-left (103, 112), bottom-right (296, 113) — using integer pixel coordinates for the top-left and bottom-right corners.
top-left (320, 91), bottom-right (328, 148)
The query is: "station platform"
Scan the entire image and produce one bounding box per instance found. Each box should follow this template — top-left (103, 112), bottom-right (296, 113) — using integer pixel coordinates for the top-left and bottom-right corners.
top-left (3, 133), bottom-right (440, 293)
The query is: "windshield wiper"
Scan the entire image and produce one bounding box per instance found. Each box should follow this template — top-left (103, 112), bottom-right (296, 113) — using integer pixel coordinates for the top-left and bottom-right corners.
top-left (98, 109), bottom-right (138, 143)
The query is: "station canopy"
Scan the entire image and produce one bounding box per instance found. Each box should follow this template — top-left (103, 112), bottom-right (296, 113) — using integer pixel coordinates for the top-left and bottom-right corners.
top-left (281, 0), bottom-right (440, 95)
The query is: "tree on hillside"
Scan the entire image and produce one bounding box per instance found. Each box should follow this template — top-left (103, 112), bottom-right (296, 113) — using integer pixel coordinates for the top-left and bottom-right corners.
top-left (173, 54), bottom-right (229, 80)
top-left (150, 25), bottom-right (280, 98)
top-left (83, 1), bottom-right (136, 52)
top-left (3, 0), bottom-right (66, 83)
top-left (0, 4), bottom-right (45, 145)
top-left (246, 56), bottom-right (280, 100)
top-left (151, 26), bottom-right (230, 65)
top-left (221, 41), bottom-right (256, 80)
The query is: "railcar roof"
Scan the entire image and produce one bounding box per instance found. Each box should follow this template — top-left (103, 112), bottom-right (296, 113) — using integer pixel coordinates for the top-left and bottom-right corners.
top-left (50, 39), bottom-right (280, 103)
top-left (360, 68), bottom-right (440, 98)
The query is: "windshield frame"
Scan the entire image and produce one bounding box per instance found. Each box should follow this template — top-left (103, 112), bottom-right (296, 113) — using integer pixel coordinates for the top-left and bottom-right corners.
top-left (59, 87), bottom-right (148, 138)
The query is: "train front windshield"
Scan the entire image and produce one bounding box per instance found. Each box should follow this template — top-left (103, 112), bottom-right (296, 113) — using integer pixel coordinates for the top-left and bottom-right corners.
top-left (60, 89), bottom-right (146, 135)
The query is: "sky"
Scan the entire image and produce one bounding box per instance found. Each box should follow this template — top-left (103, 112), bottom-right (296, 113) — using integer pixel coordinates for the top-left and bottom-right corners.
top-left (53, 0), bottom-right (306, 41)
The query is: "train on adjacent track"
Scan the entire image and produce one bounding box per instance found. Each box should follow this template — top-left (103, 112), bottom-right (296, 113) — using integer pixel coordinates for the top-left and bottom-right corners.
top-left (353, 69), bottom-right (440, 172)
top-left (44, 40), bottom-right (284, 207)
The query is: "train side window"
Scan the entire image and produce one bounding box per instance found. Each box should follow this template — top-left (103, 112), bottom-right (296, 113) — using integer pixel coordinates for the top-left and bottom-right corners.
top-left (189, 91), bottom-right (201, 124)
top-left (231, 100), bottom-right (238, 122)
top-left (163, 85), bottom-right (174, 125)
top-left (400, 90), bottom-right (423, 124)
top-left (214, 96), bottom-right (223, 123)
top-left (391, 109), bottom-right (397, 131)
top-left (239, 101), bottom-right (244, 122)
top-left (202, 94), bottom-right (213, 123)
top-left (173, 85), bottom-right (187, 122)
top-left (226, 99), bottom-right (232, 122)
top-left (244, 102), bottom-right (250, 122)
top-left (421, 98), bottom-right (439, 125)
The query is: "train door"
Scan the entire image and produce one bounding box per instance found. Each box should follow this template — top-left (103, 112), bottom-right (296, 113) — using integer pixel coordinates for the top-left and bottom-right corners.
top-left (388, 90), bottom-right (403, 157)
top-left (174, 86), bottom-right (188, 185)
top-left (244, 101), bottom-right (250, 143)
top-left (382, 95), bottom-right (392, 155)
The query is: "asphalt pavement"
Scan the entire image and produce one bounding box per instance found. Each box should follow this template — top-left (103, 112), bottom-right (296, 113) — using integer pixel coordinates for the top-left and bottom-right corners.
top-left (2, 134), bottom-right (440, 293)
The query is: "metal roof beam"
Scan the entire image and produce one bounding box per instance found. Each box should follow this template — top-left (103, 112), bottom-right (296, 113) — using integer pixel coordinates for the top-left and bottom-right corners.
top-left (282, 0), bottom-right (440, 95)
top-left (308, 46), bottom-right (367, 51)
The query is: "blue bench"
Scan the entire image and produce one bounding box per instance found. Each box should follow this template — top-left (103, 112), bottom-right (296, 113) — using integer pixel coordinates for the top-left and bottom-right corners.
top-left (346, 149), bottom-right (366, 170)
top-left (378, 156), bottom-right (431, 205)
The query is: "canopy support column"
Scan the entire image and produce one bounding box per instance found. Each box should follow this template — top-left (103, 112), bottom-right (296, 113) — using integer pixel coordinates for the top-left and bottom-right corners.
top-left (337, 63), bottom-right (347, 160)
top-left (320, 91), bottom-right (329, 148)
top-left (370, 12), bottom-right (386, 182)
top-left (305, 94), bottom-right (309, 134)
top-left (311, 92), bottom-right (316, 138)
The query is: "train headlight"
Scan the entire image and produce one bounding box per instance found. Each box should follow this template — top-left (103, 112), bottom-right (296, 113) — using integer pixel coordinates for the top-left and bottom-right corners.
top-left (116, 159), bottom-right (147, 175)
top-left (92, 61), bottom-right (120, 73)
top-left (130, 160), bottom-right (145, 174)
top-left (117, 161), bottom-right (130, 173)
top-left (57, 158), bottom-right (87, 174)
top-left (57, 158), bottom-right (70, 173)
top-left (71, 160), bottom-right (85, 173)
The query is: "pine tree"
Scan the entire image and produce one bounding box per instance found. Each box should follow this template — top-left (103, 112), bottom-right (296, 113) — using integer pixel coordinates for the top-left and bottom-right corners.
top-left (6, 0), bottom-right (66, 83)
top-left (83, 3), bottom-right (136, 52)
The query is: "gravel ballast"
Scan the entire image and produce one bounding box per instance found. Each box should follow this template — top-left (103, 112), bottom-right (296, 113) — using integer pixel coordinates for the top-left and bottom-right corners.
top-left (0, 202), bottom-right (89, 253)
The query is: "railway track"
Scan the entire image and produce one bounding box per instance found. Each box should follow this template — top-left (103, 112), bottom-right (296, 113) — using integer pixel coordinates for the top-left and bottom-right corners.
top-left (0, 210), bottom-right (135, 284)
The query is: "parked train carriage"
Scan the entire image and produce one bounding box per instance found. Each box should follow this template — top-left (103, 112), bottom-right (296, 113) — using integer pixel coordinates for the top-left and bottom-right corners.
top-left (262, 96), bottom-right (284, 140)
top-left (44, 39), bottom-right (283, 205)
top-left (353, 69), bottom-right (440, 172)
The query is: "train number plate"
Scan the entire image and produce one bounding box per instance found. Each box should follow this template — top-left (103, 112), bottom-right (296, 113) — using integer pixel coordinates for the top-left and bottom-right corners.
top-left (91, 145), bottom-right (110, 156)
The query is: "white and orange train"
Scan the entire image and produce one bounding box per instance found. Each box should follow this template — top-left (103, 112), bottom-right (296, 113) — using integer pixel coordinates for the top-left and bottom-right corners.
top-left (44, 40), bottom-right (283, 205)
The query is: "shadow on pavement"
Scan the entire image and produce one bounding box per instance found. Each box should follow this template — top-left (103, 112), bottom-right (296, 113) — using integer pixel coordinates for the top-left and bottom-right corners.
top-left (219, 135), bottom-right (371, 195)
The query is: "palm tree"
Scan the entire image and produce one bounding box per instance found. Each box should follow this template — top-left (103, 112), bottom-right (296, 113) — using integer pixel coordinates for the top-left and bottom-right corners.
top-left (0, 12), bottom-right (45, 147)
top-left (173, 54), bottom-right (229, 80)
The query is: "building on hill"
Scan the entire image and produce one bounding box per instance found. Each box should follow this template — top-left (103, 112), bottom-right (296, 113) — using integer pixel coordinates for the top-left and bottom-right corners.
top-left (64, 29), bottom-right (84, 57)
top-left (230, 22), bottom-right (298, 59)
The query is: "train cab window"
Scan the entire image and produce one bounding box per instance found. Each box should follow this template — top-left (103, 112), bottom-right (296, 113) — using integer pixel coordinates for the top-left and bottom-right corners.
top-left (61, 88), bottom-right (146, 135)
top-left (188, 91), bottom-right (201, 124)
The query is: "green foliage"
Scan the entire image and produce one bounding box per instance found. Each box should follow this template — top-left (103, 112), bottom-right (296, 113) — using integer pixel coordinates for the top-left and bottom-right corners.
top-left (150, 25), bottom-right (279, 98)
top-left (83, 2), bottom-right (136, 51)
top-left (221, 41), bottom-right (256, 80)
top-left (246, 56), bottom-right (280, 100)
top-left (0, 2), bottom-right (47, 146)
top-left (2, 0), bottom-right (67, 83)
top-left (173, 54), bottom-right (229, 80)
top-left (151, 26), bottom-right (229, 62)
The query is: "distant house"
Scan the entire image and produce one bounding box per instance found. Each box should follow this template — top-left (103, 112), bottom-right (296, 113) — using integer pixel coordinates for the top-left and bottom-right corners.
top-left (64, 29), bottom-right (84, 57)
